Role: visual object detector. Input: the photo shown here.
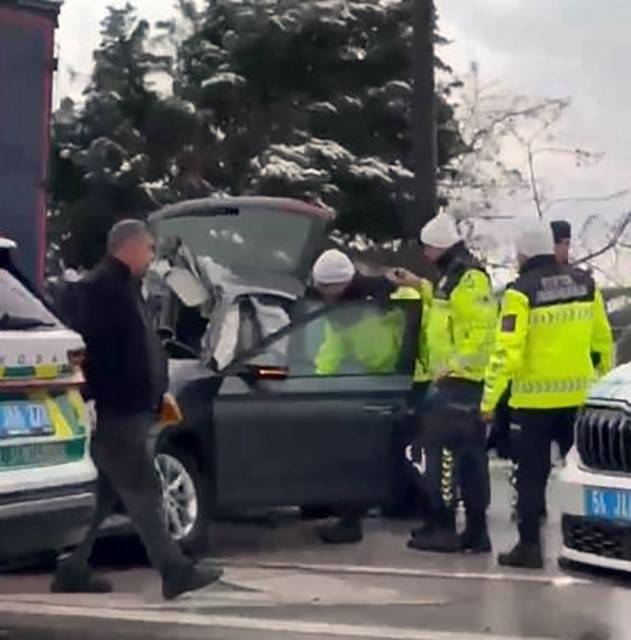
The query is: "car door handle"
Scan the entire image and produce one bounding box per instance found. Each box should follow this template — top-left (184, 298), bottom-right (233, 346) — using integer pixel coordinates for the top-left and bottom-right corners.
top-left (363, 404), bottom-right (397, 415)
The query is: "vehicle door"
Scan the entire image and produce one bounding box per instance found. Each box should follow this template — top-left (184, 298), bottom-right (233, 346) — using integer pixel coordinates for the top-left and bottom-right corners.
top-left (212, 297), bottom-right (420, 509)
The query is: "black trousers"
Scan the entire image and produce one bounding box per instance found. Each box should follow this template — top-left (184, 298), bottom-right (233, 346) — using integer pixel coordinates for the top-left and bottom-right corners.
top-left (512, 407), bottom-right (577, 543)
top-left (67, 412), bottom-right (188, 576)
top-left (423, 379), bottom-right (490, 519)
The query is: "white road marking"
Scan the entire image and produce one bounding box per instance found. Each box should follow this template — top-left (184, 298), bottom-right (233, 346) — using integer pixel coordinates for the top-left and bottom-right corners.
top-left (0, 601), bottom-right (556, 640)
top-left (229, 560), bottom-right (591, 586)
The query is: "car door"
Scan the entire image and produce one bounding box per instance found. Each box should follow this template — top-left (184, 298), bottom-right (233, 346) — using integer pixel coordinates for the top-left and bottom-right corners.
top-left (212, 297), bottom-right (420, 509)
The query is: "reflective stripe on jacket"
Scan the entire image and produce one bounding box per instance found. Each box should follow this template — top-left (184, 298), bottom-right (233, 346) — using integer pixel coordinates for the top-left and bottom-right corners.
top-left (425, 246), bottom-right (498, 382)
top-left (481, 255), bottom-right (614, 412)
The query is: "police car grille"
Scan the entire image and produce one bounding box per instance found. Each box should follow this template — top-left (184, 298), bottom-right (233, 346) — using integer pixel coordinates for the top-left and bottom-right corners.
top-left (562, 515), bottom-right (630, 560)
top-left (576, 407), bottom-right (631, 472)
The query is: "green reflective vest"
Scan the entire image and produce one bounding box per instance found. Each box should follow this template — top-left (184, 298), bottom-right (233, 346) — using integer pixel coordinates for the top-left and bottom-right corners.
top-left (315, 286), bottom-right (422, 377)
top-left (424, 262), bottom-right (498, 383)
top-left (481, 258), bottom-right (614, 411)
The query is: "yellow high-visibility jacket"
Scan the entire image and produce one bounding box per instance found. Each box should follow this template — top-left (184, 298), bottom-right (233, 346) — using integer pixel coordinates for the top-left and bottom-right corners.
top-left (481, 257), bottom-right (614, 412)
top-left (315, 286), bottom-right (424, 377)
top-left (424, 253), bottom-right (498, 382)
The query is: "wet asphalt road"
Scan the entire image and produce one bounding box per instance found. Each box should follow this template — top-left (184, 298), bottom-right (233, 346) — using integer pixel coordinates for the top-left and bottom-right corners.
top-left (0, 470), bottom-right (629, 640)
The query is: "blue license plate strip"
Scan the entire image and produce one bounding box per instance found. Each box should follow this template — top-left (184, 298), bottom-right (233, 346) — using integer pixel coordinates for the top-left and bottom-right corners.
top-left (0, 402), bottom-right (54, 438)
top-left (584, 486), bottom-right (631, 522)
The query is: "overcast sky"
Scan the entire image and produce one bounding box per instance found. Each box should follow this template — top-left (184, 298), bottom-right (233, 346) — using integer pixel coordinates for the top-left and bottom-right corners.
top-left (56, 0), bottom-right (631, 254)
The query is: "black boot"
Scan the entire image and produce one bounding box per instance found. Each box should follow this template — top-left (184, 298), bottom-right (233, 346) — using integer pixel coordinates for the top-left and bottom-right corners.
top-left (162, 563), bottom-right (224, 601)
top-left (407, 511), bottom-right (459, 553)
top-left (497, 542), bottom-right (543, 569)
top-left (318, 517), bottom-right (363, 545)
top-left (51, 557), bottom-right (113, 594)
top-left (460, 512), bottom-right (492, 554)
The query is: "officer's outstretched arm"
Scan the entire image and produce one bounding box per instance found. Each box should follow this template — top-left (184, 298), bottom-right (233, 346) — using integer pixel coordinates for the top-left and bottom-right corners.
top-left (314, 321), bottom-right (345, 375)
top-left (591, 288), bottom-right (614, 376)
top-left (481, 289), bottom-right (529, 413)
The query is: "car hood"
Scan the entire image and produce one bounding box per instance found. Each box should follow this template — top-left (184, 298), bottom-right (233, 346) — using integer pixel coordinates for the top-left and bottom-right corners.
top-left (587, 362), bottom-right (631, 406)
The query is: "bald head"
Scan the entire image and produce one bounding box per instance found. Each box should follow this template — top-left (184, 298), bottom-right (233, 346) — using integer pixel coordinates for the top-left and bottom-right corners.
top-left (107, 219), bottom-right (155, 277)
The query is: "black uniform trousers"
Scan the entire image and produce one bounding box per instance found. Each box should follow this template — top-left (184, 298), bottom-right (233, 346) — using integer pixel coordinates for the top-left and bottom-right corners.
top-left (511, 407), bottom-right (577, 543)
top-left (423, 378), bottom-right (490, 520)
top-left (68, 412), bottom-right (188, 576)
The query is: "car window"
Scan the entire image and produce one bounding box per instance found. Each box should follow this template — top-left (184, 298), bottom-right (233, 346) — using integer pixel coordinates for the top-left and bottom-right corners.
top-left (251, 299), bottom-right (420, 377)
top-left (156, 207), bottom-right (316, 275)
top-left (0, 269), bottom-right (60, 328)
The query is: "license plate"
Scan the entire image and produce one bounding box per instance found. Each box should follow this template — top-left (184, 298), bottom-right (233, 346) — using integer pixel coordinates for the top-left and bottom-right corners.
top-left (0, 402), bottom-right (53, 438)
top-left (584, 487), bottom-right (631, 522)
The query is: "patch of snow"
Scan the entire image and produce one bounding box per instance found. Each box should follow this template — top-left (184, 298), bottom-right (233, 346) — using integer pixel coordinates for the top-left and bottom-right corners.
top-left (349, 157), bottom-right (394, 185)
top-left (310, 139), bottom-right (354, 164)
top-left (342, 46), bottom-right (366, 61)
top-left (307, 102), bottom-right (338, 115)
top-left (384, 80), bottom-right (413, 96)
top-left (338, 95), bottom-right (363, 109)
top-left (201, 72), bottom-right (246, 89)
top-left (209, 125), bottom-right (226, 142)
top-left (199, 42), bottom-right (223, 56)
top-left (260, 158), bottom-right (328, 183)
top-left (179, 100), bottom-right (196, 115)
top-left (142, 179), bottom-right (168, 189)
top-left (389, 163), bottom-right (414, 180)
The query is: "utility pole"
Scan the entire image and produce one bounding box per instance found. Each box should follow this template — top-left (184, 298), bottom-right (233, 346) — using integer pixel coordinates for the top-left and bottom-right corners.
top-left (409, 0), bottom-right (438, 238)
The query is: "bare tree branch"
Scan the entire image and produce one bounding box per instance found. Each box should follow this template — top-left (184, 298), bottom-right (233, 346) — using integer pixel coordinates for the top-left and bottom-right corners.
top-left (525, 143), bottom-right (543, 218)
top-left (572, 211), bottom-right (631, 266)
top-left (542, 189), bottom-right (631, 213)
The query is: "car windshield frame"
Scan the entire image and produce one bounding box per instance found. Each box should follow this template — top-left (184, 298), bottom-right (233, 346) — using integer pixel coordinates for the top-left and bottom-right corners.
top-left (0, 268), bottom-right (61, 330)
top-left (153, 205), bottom-right (325, 277)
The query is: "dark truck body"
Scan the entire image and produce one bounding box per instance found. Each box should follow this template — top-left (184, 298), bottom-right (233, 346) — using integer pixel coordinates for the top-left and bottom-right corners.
top-left (0, 0), bottom-right (62, 286)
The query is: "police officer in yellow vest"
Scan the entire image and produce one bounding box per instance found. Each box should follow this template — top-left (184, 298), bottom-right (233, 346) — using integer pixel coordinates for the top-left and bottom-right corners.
top-left (481, 223), bottom-right (613, 569)
top-left (310, 250), bottom-right (429, 543)
top-left (494, 220), bottom-right (574, 523)
top-left (406, 215), bottom-right (498, 554)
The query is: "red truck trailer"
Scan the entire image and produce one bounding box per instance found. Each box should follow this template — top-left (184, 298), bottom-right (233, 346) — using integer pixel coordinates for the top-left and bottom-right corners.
top-left (0, 0), bottom-right (62, 287)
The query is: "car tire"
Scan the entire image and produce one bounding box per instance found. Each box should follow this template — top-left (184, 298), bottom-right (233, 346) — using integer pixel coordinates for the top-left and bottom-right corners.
top-left (154, 446), bottom-right (209, 558)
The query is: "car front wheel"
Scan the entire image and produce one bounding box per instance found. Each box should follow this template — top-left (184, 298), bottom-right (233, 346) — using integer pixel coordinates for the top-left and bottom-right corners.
top-left (154, 447), bottom-right (208, 556)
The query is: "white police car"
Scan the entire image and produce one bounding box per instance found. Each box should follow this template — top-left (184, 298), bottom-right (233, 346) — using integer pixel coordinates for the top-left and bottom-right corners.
top-left (560, 362), bottom-right (631, 573)
top-left (0, 239), bottom-right (95, 565)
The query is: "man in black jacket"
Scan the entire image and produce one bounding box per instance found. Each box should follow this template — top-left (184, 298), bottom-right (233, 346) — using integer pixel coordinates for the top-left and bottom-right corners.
top-left (51, 220), bottom-right (222, 600)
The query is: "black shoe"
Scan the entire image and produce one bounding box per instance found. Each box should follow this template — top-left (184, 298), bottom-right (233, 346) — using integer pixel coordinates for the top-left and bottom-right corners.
top-left (497, 542), bottom-right (543, 569)
top-left (407, 528), bottom-right (460, 553)
top-left (162, 564), bottom-right (224, 601)
top-left (318, 518), bottom-right (363, 545)
top-left (459, 528), bottom-right (492, 554)
top-left (51, 560), bottom-right (113, 594)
